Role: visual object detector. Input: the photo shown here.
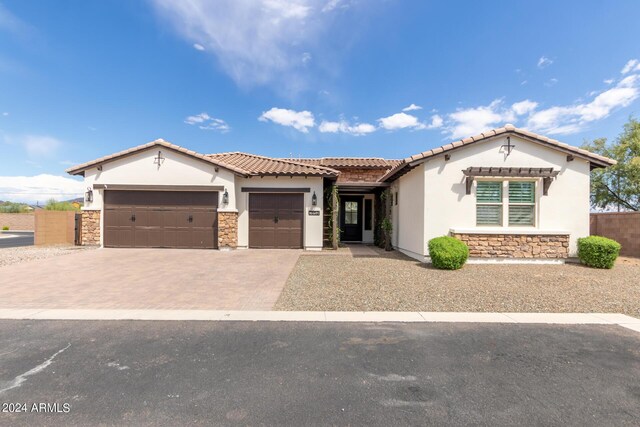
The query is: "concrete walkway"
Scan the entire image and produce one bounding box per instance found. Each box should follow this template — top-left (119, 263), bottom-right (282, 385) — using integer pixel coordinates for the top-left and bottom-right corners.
top-left (0, 309), bottom-right (637, 333)
top-left (0, 248), bottom-right (301, 310)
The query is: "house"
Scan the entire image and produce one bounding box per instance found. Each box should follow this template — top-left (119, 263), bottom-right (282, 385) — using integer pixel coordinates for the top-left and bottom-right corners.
top-left (66, 124), bottom-right (615, 261)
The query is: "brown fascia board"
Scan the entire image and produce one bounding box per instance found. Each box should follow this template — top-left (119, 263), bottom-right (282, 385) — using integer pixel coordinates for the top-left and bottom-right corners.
top-left (380, 127), bottom-right (616, 183)
top-left (66, 140), bottom-right (251, 177)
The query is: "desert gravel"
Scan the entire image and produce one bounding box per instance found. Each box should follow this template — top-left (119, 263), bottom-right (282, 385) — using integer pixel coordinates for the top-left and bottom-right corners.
top-left (0, 245), bottom-right (96, 267)
top-left (276, 248), bottom-right (640, 317)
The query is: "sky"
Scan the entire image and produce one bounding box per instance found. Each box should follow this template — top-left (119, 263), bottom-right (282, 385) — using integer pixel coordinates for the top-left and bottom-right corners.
top-left (1, 0), bottom-right (640, 203)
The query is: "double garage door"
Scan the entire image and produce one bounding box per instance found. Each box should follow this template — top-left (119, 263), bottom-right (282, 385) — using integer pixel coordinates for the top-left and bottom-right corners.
top-left (248, 193), bottom-right (303, 249)
top-left (103, 191), bottom-right (303, 249)
top-left (104, 191), bottom-right (218, 249)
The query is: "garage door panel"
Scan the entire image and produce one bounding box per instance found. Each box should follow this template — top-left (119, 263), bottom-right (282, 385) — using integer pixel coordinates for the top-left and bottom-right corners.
top-left (249, 193), bottom-right (303, 249)
top-left (104, 208), bottom-right (131, 227)
top-left (104, 191), bottom-right (218, 249)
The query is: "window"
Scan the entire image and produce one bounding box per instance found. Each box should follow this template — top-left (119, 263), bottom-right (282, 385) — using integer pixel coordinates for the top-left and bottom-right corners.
top-left (395, 192), bottom-right (398, 205)
top-left (345, 201), bottom-right (358, 225)
top-left (509, 181), bottom-right (535, 226)
top-left (476, 181), bottom-right (502, 225)
top-left (364, 199), bottom-right (372, 230)
top-left (476, 180), bottom-right (537, 227)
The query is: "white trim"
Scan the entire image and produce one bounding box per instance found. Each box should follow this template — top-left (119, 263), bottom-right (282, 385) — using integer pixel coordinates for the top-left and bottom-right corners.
top-left (450, 228), bottom-right (569, 235)
top-left (217, 208), bottom-right (239, 213)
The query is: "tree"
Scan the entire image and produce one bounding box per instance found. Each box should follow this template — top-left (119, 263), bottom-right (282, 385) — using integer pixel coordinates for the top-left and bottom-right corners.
top-left (0, 202), bottom-right (30, 213)
top-left (44, 199), bottom-right (80, 211)
top-left (582, 117), bottom-right (640, 211)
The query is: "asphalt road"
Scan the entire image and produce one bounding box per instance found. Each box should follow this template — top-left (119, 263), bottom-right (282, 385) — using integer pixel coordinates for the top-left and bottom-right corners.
top-left (0, 232), bottom-right (34, 248)
top-left (0, 321), bottom-right (638, 426)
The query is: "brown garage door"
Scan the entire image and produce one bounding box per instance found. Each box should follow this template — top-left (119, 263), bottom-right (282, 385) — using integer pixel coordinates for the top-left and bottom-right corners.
top-left (249, 193), bottom-right (303, 249)
top-left (104, 191), bottom-right (218, 249)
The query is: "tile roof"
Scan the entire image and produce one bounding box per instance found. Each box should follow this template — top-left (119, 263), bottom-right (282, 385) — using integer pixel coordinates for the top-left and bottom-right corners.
top-left (289, 157), bottom-right (401, 168)
top-left (379, 124), bottom-right (617, 182)
top-left (207, 152), bottom-right (339, 176)
top-left (66, 139), bottom-right (251, 176)
top-left (66, 140), bottom-right (338, 178)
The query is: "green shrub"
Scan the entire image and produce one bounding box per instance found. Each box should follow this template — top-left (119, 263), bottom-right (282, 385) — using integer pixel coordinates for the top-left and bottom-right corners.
top-left (428, 236), bottom-right (469, 270)
top-left (577, 236), bottom-right (621, 269)
top-left (2, 226), bottom-right (9, 231)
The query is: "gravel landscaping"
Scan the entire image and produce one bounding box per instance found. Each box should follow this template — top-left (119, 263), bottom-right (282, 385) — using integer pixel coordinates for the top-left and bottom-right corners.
top-left (0, 245), bottom-right (96, 267)
top-left (275, 248), bottom-right (640, 317)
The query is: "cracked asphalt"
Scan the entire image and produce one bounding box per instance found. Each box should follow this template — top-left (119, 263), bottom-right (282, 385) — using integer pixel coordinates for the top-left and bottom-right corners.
top-left (0, 320), bottom-right (639, 426)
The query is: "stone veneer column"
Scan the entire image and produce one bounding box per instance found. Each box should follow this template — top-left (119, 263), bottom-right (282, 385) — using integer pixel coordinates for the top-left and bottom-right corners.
top-left (451, 233), bottom-right (569, 258)
top-left (81, 210), bottom-right (101, 246)
top-left (218, 211), bottom-right (238, 249)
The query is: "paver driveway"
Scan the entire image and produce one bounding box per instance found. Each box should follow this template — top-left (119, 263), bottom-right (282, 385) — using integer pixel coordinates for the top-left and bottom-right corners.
top-left (0, 248), bottom-right (301, 310)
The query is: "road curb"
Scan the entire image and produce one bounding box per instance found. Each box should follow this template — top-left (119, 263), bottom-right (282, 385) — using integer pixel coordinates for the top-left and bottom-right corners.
top-left (0, 309), bottom-right (637, 332)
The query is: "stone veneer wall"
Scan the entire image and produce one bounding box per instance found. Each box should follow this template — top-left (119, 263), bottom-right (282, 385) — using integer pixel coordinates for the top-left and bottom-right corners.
top-left (218, 211), bottom-right (238, 248)
top-left (451, 233), bottom-right (569, 258)
top-left (336, 168), bottom-right (388, 183)
top-left (81, 210), bottom-right (101, 246)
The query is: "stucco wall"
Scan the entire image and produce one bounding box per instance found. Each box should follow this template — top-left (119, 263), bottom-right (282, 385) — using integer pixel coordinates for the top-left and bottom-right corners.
top-left (82, 147), bottom-right (237, 212)
top-left (235, 176), bottom-right (324, 250)
top-left (81, 147), bottom-right (238, 247)
top-left (392, 165), bottom-right (425, 259)
top-left (395, 135), bottom-right (591, 260)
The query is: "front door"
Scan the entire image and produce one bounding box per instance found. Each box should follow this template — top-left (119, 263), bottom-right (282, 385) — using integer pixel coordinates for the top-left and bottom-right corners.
top-left (340, 196), bottom-right (363, 242)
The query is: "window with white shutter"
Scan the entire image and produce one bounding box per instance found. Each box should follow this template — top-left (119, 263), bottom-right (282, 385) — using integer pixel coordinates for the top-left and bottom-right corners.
top-left (508, 181), bottom-right (535, 226)
top-left (476, 181), bottom-right (502, 225)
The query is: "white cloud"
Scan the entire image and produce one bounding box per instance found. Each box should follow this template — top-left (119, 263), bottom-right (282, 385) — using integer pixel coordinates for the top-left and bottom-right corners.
top-left (0, 174), bottom-right (84, 203)
top-left (446, 100), bottom-right (515, 139)
top-left (184, 112), bottom-right (210, 124)
top-left (527, 74), bottom-right (640, 135)
top-left (318, 120), bottom-right (376, 135)
top-left (544, 78), bottom-right (558, 87)
top-left (537, 56), bottom-right (553, 68)
top-left (427, 114), bottom-right (443, 129)
top-left (621, 59), bottom-right (640, 74)
top-left (511, 100), bottom-right (538, 115)
top-left (2, 112), bottom-right (7, 116)
top-left (378, 112), bottom-right (424, 130)
top-left (193, 43), bottom-right (205, 51)
top-left (604, 78), bottom-right (614, 85)
top-left (302, 52), bottom-right (312, 64)
top-left (259, 107), bottom-right (315, 133)
top-left (22, 135), bottom-right (62, 157)
top-left (150, 0), bottom-right (342, 89)
top-left (184, 112), bottom-right (230, 132)
top-left (402, 103), bottom-right (422, 112)
top-left (322, 0), bottom-right (346, 12)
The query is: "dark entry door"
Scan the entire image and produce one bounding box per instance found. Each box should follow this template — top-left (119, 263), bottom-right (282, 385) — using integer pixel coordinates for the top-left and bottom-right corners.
top-left (104, 191), bottom-right (218, 249)
top-left (340, 196), bottom-right (363, 242)
top-left (249, 193), bottom-right (303, 249)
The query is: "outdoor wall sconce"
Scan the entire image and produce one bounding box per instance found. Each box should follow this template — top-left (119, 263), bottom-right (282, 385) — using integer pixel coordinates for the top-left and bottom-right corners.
top-left (85, 187), bottom-right (93, 203)
top-left (312, 191), bottom-right (318, 206)
top-left (222, 188), bottom-right (229, 205)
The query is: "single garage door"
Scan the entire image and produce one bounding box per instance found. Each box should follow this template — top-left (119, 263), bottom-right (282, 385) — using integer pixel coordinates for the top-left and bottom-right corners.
top-left (104, 191), bottom-right (218, 249)
top-left (249, 193), bottom-right (303, 249)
